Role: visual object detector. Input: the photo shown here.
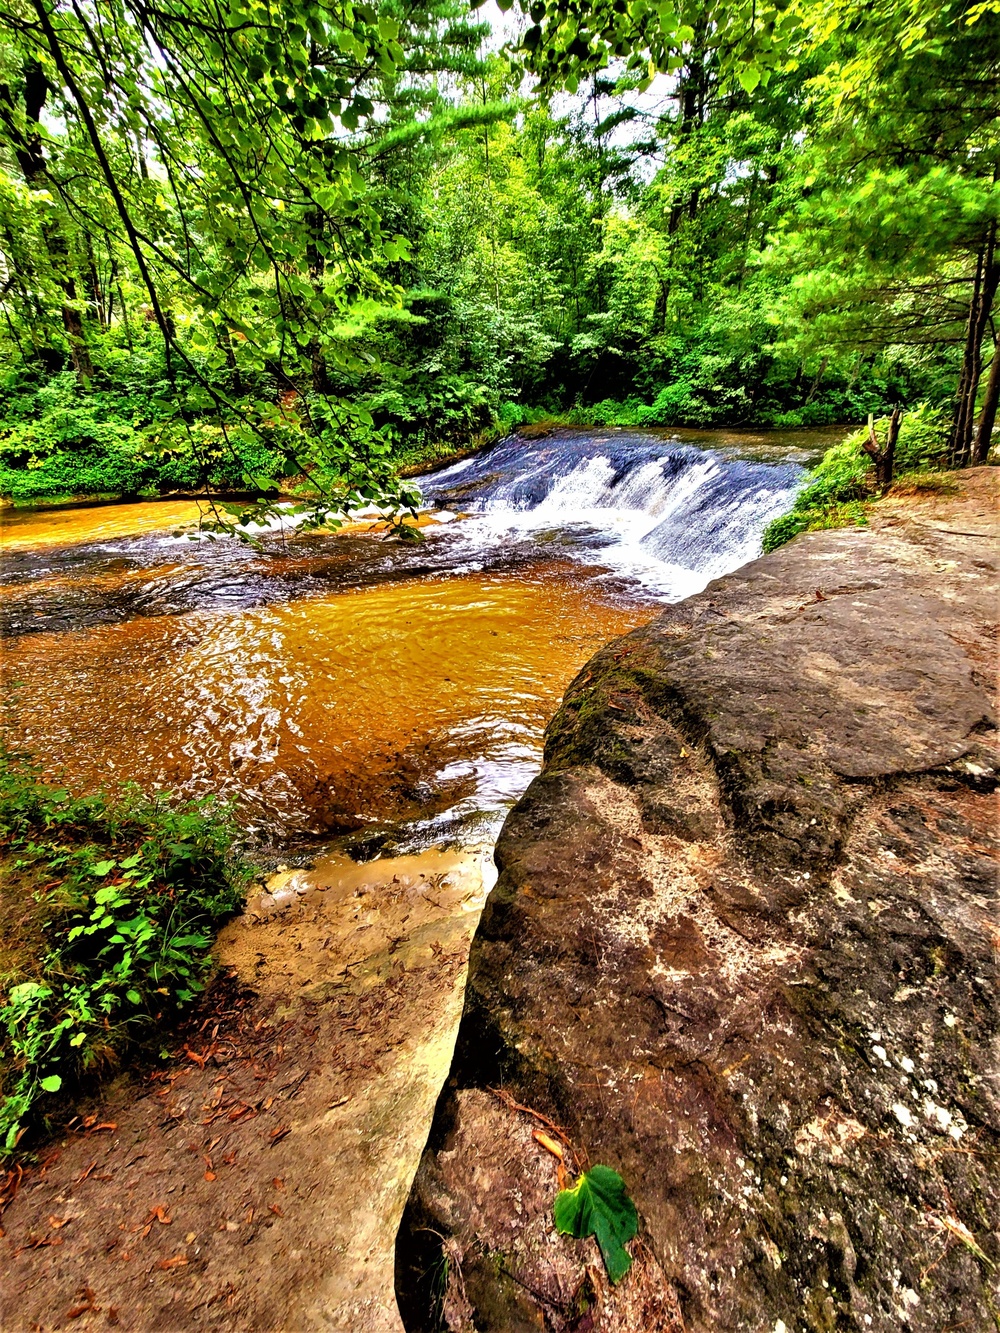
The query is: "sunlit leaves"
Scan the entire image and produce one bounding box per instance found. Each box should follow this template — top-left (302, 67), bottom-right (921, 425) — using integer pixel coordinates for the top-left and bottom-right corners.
top-left (515, 0), bottom-right (802, 95)
top-left (0, 751), bottom-right (247, 1155)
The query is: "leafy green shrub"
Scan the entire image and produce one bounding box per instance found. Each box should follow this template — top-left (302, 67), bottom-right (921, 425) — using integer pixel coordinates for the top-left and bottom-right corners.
top-left (495, 400), bottom-right (550, 432)
top-left (368, 373), bottom-right (493, 454)
top-left (0, 745), bottom-right (249, 1155)
top-left (637, 380), bottom-right (718, 427)
top-left (0, 376), bottom-right (153, 500)
top-left (0, 367), bottom-right (295, 501)
top-left (762, 404), bottom-right (950, 551)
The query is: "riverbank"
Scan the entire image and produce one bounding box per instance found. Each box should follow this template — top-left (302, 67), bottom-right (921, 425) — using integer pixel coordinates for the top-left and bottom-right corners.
top-left (0, 847), bottom-right (490, 1331)
top-left (399, 466), bottom-right (999, 1332)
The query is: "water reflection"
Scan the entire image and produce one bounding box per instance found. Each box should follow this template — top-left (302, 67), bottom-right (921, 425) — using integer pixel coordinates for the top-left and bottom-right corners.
top-left (4, 567), bottom-right (651, 846)
top-left (1, 427), bottom-right (812, 849)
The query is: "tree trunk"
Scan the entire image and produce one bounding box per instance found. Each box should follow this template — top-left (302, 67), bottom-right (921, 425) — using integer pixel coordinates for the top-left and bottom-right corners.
top-left (973, 338), bottom-right (1000, 463)
top-left (804, 356), bottom-right (829, 406)
top-left (116, 277), bottom-right (134, 351)
top-left (84, 231), bottom-right (107, 330)
top-left (223, 330), bottom-right (244, 397)
top-left (305, 207), bottom-right (329, 394)
top-left (950, 223), bottom-right (999, 465)
top-left (1, 61), bottom-right (93, 381)
top-left (60, 280), bottom-right (94, 381)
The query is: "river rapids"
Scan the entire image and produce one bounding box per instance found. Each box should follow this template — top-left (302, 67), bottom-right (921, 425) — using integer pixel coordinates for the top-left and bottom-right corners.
top-left (1, 426), bottom-right (827, 851)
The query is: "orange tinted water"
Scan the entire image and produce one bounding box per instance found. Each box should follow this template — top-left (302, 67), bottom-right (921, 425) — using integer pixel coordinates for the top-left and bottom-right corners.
top-left (0, 499), bottom-right (206, 550)
top-left (3, 512), bottom-right (655, 841)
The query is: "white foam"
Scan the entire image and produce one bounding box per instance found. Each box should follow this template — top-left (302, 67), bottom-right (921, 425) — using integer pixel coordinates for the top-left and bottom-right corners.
top-left (422, 444), bottom-right (800, 601)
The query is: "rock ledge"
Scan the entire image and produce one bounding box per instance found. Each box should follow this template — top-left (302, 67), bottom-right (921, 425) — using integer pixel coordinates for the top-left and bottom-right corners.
top-left (398, 473), bottom-right (1000, 1333)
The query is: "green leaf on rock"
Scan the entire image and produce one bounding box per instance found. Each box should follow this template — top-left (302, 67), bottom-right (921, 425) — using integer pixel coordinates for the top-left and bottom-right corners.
top-left (40, 1075), bottom-right (62, 1093)
top-left (553, 1164), bottom-right (638, 1283)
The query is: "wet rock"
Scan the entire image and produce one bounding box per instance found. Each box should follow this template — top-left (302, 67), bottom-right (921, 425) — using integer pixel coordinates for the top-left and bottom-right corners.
top-left (399, 486), bottom-right (1000, 1333)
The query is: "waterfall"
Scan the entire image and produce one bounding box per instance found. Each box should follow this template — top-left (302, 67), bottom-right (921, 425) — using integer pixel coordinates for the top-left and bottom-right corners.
top-left (420, 429), bottom-right (803, 600)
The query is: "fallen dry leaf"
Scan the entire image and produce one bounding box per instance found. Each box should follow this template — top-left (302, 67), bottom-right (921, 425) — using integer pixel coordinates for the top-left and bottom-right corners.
top-left (532, 1129), bottom-right (565, 1161)
top-left (65, 1288), bottom-right (99, 1319)
top-left (21, 1234), bottom-right (63, 1251)
top-left (156, 1254), bottom-right (189, 1270)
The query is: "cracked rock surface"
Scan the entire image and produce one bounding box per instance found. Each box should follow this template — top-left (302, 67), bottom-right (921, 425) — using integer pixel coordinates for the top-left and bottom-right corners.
top-left (397, 469), bottom-right (999, 1333)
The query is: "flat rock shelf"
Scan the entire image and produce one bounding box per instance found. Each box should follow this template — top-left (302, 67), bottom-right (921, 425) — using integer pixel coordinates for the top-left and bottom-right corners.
top-left (397, 469), bottom-right (1000, 1333)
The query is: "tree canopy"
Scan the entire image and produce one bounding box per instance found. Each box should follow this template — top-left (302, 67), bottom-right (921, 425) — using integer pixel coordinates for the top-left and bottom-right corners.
top-left (0, 0), bottom-right (997, 512)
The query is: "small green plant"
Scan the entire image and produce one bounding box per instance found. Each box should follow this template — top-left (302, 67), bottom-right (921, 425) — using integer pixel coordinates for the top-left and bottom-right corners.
top-left (554, 1164), bottom-right (639, 1283)
top-left (0, 744), bottom-right (249, 1155)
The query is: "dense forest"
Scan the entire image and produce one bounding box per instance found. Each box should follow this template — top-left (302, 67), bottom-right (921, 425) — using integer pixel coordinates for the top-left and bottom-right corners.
top-left (0, 0), bottom-right (997, 515)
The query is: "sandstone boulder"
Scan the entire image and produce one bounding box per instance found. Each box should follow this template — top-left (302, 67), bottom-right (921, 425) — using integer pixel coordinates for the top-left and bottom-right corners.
top-left (398, 488), bottom-right (999, 1333)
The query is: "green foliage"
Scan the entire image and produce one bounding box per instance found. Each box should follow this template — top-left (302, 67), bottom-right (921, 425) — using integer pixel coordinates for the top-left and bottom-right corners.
top-left (0, 0), bottom-right (495, 523)
top-left (0, 0), bottom-right (995, 506)
top-left (0, 745), bottom-right (248, 1156)
top-left (761, 404), bottom-right (950, 550)
top-left (0, 369), bottom-right (294, 501)
top-left (554, 1164), bottom-right (638, 1283)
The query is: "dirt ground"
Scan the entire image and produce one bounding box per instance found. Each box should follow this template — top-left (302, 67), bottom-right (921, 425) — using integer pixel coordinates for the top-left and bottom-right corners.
top-left (0, 847), bottom-right (490, 1332)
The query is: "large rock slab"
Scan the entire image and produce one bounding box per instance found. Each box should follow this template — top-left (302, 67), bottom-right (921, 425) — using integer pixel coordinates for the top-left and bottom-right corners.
top-left (398, 475), bottom-right (1000, 1333)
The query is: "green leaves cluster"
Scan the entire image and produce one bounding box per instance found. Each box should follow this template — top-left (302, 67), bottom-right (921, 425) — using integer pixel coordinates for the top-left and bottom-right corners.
top-left (1, 0), bottom-right (997, 504)
top-left (0, 745), bottom-right (248, 1156)
top-left (761, 403), bottom-right (950, 550)
top-left (0, 0), bottom-right (475, 516)
top-left (511, 0), bottom-right (798, 96)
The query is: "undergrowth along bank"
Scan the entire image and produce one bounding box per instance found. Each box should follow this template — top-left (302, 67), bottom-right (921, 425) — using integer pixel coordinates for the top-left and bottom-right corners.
top-left (761, 404), bottom-right (959, 551)
top-left (0, 744), bottom-right (250, 1156)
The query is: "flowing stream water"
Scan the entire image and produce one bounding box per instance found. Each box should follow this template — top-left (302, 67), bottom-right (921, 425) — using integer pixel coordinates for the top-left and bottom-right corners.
top-left (0, 426), bottom-right (831, 853)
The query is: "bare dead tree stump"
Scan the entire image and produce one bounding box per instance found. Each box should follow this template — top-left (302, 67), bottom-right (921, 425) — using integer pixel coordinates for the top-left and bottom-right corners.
top-left (862, 406), bottom-right (901, 489)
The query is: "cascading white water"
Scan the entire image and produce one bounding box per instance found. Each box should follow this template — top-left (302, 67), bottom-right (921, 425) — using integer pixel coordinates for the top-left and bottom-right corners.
top-left (420, 428), bottom-right (803, 600)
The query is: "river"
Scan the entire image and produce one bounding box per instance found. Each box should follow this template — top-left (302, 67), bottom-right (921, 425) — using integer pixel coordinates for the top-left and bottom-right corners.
top-left (0, 425), bottom-right (830, 856)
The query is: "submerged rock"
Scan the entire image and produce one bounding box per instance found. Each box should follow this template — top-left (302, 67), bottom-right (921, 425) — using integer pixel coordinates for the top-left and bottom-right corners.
top-left (398, 478), bottom-right (999, 1333)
